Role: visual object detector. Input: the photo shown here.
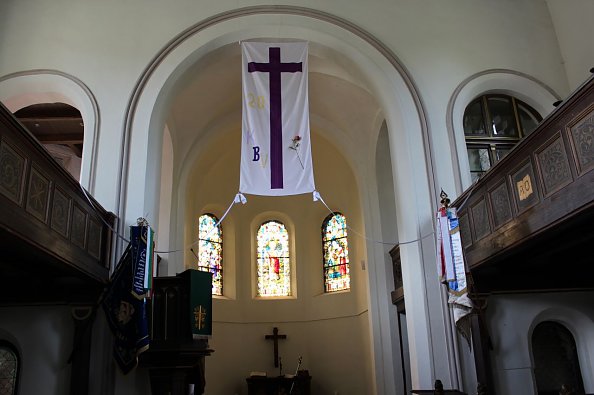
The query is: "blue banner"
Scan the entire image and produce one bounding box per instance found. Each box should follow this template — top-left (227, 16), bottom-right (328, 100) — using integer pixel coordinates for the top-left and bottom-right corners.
top-left (130, 225), bottom-right (154, 298)
top-left (102, 245), bottom-right (150, 374)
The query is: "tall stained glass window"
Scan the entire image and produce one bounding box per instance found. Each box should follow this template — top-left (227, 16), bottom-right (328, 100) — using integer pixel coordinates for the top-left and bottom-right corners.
top-left (198, 213), bottom-right (223, 295)
top-left (0, 341), bottom-right (18, 395)
top-left (322, 212), bottom-right (350, 292)
top-left (257, 220), bottom-right (291, 297)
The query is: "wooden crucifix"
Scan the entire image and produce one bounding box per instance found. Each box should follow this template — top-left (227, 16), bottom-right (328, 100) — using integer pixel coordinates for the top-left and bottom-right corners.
top-left (264, 327), bottom-right (287, 367)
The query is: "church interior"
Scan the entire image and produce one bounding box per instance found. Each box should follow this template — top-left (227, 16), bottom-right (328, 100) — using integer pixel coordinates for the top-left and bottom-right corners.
top-left (0, 1), bottom-right (593, 394)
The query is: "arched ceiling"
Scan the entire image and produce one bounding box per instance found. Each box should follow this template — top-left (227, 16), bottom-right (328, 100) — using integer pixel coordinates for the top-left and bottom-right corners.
top-left (164, 41), bottom-right (382, 171)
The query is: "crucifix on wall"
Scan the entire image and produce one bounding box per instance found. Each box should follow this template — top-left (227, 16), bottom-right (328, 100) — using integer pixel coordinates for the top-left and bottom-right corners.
top-left (265, 327), bottom-right (287, 367)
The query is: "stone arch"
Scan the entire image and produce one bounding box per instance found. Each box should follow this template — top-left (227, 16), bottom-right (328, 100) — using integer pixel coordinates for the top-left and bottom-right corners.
top-left (119, 6), bottom-right (431, 237)
top-left (119, 6), bottom-right (443, 392)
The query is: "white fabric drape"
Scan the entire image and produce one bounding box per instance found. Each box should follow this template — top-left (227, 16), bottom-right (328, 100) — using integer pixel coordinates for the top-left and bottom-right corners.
top-left (240, 41), bottom-right (315, 196)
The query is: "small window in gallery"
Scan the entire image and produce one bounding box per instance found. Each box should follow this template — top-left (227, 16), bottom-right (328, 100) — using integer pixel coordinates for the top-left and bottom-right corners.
top-left (0, 341), bottom-right (19, 395)
top-left (463, 94), bottom-right (542, 182)
top-left (322, 212), bottom-right (350, 293)
top-left (198, 213), bottom-right (223, 296)
top-left (257, 220), bottom-right (291, 297)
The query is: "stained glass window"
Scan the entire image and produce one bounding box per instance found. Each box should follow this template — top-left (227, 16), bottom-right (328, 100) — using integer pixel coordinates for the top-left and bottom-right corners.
top-left (322, 212), bottom-right (350, 292)
top-left (257, 220), bottom-right (291, 297)
top-left (198, 213), bottom-right (223, 295)
top-left (0, 341), bottom-right (18, 395)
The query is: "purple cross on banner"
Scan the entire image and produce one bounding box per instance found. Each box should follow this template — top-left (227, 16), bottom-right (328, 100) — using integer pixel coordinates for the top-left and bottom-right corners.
top-left (240, 41), bottom-right (316, 197)
top-left (248, 47), bottom-right (302, 189)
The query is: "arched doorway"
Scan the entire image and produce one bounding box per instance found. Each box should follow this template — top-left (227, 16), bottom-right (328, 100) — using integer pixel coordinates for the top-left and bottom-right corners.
top-left (532, 321), bottom-right (585, 394)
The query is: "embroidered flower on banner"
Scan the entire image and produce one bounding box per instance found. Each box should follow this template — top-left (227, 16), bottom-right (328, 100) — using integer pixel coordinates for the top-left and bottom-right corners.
top-left (289, 135), bottom-right (304, 169)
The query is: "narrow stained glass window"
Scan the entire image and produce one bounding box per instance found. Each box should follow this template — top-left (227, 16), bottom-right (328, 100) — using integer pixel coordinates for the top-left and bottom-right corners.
top-left (322, 212), bottom-right (350, 292)
top-left (257, 220), bottom-right (291, 297)
top-left (0, 342), bottom-right (18, 395)
top-left (198, 213), bottom-right (223, 296)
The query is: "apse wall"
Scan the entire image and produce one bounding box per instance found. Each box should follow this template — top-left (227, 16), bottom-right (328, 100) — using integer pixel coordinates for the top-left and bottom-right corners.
top-left (185, 128), bottom-right (372, 394)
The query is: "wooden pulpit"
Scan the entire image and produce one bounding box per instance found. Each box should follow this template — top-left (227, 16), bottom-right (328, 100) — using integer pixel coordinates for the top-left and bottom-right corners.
top-left (139, 269), bottom-right (213, 395)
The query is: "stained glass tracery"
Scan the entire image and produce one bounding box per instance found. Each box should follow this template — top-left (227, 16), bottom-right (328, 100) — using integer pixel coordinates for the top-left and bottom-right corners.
top-left (322, 212), bottom-right (350, 292)
top-left (257, 220), bottom-right (291, 297)
top-left (198, 213), bottom-right (223, 295)
top-left (0, 342), bottom-right (18, 395)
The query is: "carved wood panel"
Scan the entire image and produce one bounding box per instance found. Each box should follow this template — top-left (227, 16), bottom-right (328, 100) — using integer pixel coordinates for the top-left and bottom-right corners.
top-left (0, 102), bottom-right (115, 292)
top-left (71, 203), bottom-right (88, 249)
top-left (536, 133), bottom-right (573, 197)
top-left (0, 140), bottom-right (26, 205)
top-left (471, 197), bottom-right (491, 241)
top-left (459, 212), bottom-right (472, 247)
top-left (87, 219), bottom-right (102, 259)
top-left (51, 186), bottom-right (71, 238)
top-left (489, 181), bottom-right (512, 229)
top-left (26, 165), bottom-right (51, 223)
top-left (568, 106), bottom-right (594, 176)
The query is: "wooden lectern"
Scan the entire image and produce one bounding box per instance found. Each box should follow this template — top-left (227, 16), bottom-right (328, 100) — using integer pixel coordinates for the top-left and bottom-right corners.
top-left (139, 269), bottom-right (213, 395)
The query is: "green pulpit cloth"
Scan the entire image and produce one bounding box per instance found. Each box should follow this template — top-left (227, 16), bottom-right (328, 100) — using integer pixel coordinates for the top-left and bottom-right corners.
top-left (182, 269), bottom-right (213, 336)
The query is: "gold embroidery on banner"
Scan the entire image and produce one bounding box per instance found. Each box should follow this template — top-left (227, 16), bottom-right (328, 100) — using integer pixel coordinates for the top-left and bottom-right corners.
top-left (517, 174), bottom-right (533, 201)
top-left (194, 305), bottom-right (207, 330)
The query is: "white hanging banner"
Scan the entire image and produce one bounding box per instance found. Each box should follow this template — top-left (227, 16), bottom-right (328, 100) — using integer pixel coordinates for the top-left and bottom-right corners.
top-left (436, 199), bottom-right (474, 346)
top-left (240, 41), bottom-right (316, 196)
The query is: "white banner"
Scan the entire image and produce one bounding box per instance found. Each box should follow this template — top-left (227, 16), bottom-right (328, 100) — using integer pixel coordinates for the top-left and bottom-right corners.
top-left (436, 205), bottom-right (474, 344)
top-left (240, 41), bottom-right (315, 196)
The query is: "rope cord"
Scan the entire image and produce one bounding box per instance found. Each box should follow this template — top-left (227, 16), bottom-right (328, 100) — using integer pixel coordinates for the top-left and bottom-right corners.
top-left (80, 182), bottom-right (432, 259)
top-left (313, 191), bottom-right (434, 246)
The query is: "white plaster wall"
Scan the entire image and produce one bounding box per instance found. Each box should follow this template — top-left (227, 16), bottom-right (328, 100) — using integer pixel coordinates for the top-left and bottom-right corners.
top-left (375, 122), bottom-right (407, 392)
top-left (486, 292), bottom-right (594, 395)
top-left (0, 306), bottom-right (73, 395)
top-left (207, 315), bottom-right (370, 395)
top-left (0, 0), bottom-right (574, 214)
top-left (546, 0), bottom-right (594, 90)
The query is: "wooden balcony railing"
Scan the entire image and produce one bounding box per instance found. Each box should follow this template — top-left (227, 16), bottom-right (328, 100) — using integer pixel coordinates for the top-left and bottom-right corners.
top-left (451, 75), bottom-right (594, 293)
top-left (0, 102), bottom-right (115, 304)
